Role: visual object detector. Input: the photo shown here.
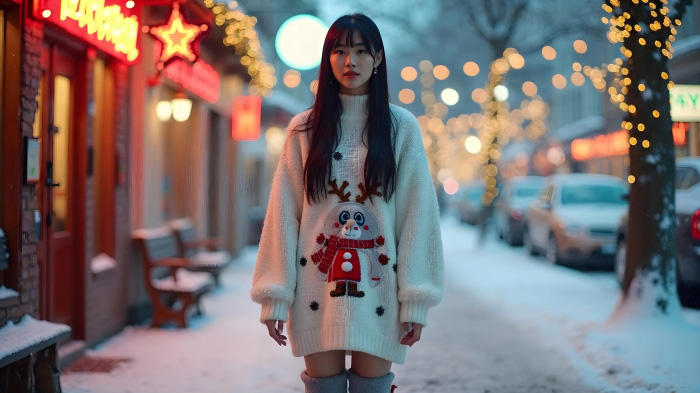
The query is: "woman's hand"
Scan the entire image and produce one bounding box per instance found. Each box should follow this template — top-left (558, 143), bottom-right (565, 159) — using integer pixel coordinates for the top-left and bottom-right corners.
top-left (265, 320), bottom-right (287, 346)
top-left (401, 322), bottom-right (423, 347)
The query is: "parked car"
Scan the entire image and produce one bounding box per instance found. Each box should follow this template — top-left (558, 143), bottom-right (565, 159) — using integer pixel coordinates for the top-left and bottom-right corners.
top-left (495, 176), bottom-right (545, 246)
top-left (615, 157), bottom-right (700, 307)
top-left (455, 182), bottom-right (484, 225)
top-left (522, 174), bottom-right (628, 268)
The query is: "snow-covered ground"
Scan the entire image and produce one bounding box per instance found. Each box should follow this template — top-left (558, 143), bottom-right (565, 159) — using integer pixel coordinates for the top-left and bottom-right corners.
top-left (442, 216), bottom-right (700, 393)
top-left (62, 216), bottom-right (700, 393)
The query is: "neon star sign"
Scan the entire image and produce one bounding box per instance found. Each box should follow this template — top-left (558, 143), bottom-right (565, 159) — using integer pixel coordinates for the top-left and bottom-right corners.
top-left (148, 3), bottom-right (207, 68)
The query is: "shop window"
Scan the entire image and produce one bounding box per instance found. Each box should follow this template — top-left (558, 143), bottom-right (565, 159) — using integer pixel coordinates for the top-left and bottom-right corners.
top-left (52, 75), bottom-right (71, 232)
top-left (92, 57), bottom-right (115, 258)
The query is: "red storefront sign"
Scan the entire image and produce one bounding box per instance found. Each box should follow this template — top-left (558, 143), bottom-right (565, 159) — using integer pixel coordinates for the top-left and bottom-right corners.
top-left (571, 123), bottom-right (689, 161)
top-left (33, 0), bottom-right (141, 64)
top-left (152, 42), bottom-right (220, 103)
top-left (232, 96), bottom-right (262, 141)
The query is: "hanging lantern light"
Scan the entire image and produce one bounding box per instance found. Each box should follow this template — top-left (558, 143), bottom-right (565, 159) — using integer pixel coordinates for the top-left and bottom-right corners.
top-left (172, 91), bottom-right (193, 122)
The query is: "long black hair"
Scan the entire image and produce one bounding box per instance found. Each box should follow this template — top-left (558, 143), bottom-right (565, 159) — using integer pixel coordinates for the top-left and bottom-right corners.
top-left (299, 14), bottom-right (396, 204)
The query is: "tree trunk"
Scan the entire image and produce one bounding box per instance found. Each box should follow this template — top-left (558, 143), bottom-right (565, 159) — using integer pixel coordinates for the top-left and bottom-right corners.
top-left (608, 0), bottom-right (693, 323)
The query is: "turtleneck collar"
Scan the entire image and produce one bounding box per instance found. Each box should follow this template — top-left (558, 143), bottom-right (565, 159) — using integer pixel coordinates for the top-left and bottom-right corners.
top-left (339, 93), bottom-right (369, 119)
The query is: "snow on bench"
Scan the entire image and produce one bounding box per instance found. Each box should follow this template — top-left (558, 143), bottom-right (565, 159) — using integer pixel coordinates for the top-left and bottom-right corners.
top-left (0, 315), bottom-right (70, 367)
top-left (153, 270), bottom-right (212, 293)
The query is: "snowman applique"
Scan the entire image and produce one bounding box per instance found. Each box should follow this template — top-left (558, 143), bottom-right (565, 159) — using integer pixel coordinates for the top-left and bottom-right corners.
top-left (311, 180), bottom-right (390, 298)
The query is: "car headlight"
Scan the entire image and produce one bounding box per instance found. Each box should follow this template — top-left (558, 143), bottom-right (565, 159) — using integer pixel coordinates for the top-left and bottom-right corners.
top-left (564, 225), bottom-right (588, 237)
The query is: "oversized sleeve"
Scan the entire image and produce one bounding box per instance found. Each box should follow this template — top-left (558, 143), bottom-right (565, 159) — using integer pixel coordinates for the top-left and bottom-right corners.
top-left (249, 114), bottom-right (307, 324)
top-left (394, 111), bottom-right (445, 328)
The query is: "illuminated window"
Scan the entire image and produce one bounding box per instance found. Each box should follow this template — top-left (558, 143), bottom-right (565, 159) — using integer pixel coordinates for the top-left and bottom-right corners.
top-left (92, 57), bottom-right (116, 257)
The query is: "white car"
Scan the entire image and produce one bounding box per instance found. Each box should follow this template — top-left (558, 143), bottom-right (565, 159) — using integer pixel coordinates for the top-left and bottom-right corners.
top-left (523, 174), bottom-right (629, 268)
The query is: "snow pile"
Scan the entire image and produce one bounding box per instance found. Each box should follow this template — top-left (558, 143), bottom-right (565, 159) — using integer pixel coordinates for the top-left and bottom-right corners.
top-left (91, 253), bottom-right (117, 275)
top-left (0, 285), bottom-right (18, 300)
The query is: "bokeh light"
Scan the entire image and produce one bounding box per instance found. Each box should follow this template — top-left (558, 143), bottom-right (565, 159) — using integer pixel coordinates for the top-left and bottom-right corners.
top-left (471, 88), bottom-right (488, 104)
top-left (398, 89), bottom-right (415, 104)
top-left (443, 179), bottom-right (459, 195)
top-left (441, 88), bottom-right (459, 105)
top-left (433, 65), bottom-right (450, 80)
top-left (542, 46), bottom-right (557, 60)
top-left (275, 15), bottom-right (327, 70)
top-left (571, 72), bottom-right (585, 86)
top-left (522, 81), bottom-right (537, 97)
top-left (465, 136), bottom-right (482, 154)
top-left (574, 39), bottom-right (588, 54)
top-left (283, 69), bottom-right (301, 88)
top-left (401, 66), bottom-right (418, 82)
top-left (309, 79), bottom-right (318, 94)
top-left (494, 85), bottom-right (509, 101)
top-left (463, 61), bottom-right (480, 77)
top-left (507, 53), bottom-right (525, 69)
top-left (552, 74), bottom-right (567, 89)
top-left (419, 60), bottom-right (433, 73)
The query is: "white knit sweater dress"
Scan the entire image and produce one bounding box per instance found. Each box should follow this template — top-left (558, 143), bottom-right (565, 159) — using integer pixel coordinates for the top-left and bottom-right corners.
top-left (250, 94), bottom-right (444, 365)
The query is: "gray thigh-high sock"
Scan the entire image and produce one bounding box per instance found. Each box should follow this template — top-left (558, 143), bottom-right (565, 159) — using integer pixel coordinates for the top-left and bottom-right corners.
top-left (347, 368), bottom-right (395, 393)
top-left (300, 369), bottom-right (348, 393)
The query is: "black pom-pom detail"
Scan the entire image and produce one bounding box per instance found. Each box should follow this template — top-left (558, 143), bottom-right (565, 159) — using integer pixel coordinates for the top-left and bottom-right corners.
top-left (333, 151), bottom-right (343, 161)
top-left (376, 306), bottom-right (385, 316)
top-left (300, 257), bottom-right (307, 267)
top-left (310, 301), bottom-right (319, 311)
top-left (393, 264), bottom-right (397, 273)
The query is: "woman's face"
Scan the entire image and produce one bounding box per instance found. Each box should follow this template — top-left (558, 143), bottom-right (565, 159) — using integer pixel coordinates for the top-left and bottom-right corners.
top-left (330, 30), bottom-right (383, 95)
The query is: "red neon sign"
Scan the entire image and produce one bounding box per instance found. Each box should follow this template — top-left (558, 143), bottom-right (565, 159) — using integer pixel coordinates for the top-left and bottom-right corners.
top-left (153, 42), bottom-right (220, 103)
top-left (232, 96), bottom-right (262, 141)
top-left (33, 0), bottom-right (141, 64)
top-left (571, 124), bottom-right (689, 161)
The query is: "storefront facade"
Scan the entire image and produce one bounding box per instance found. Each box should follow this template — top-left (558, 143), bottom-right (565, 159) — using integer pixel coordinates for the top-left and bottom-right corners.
top-left (1, 0), bottom-right (138, 356)
top-left (127, 0), bottom-right (256, 321)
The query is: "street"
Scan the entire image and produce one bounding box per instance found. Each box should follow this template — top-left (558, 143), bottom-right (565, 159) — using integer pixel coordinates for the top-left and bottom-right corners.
top-left (61, 216), bottom-right (700, 393)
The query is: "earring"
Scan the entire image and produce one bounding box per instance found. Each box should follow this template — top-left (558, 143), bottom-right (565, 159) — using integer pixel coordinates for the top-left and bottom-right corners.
top-left (373, 67), bottom-right (378, 75)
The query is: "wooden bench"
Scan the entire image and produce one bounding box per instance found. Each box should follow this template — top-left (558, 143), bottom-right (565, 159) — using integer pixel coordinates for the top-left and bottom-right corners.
top-left (0, 316), bottom-right (71, 393)
top-left (133, 227), bottom-right (214, 328)
top-left (168, 218), bottom-right (232, 287)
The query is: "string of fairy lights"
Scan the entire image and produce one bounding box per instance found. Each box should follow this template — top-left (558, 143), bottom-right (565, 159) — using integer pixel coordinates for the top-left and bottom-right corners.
top-left (399, 48), bottom-right (549, 204)
top-left (203, 0), bottom-right (276, 96)
top-left (599, 0), bottom-right (681, 184)
top-left (398, 0), bottom-right (683, 195)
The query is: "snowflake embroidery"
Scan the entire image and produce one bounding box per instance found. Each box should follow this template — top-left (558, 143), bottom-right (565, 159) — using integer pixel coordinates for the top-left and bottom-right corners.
top-left (376, 306), bottom-right (385, 316)
top-left (300, 257), bottom-right (307, 267)
top-left (310, 301), bottom-right (319, 311)
top-left (333, 151), bottom-right (343, 161)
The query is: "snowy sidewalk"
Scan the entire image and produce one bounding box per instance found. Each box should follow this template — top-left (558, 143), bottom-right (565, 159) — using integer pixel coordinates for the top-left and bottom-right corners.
top-left (62, 217), bottom-right (700, 393)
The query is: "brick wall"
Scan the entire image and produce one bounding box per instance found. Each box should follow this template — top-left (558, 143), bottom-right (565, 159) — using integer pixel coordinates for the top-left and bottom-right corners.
top-left (83, 62), bottom-right (132, 345)
top-left (0, 13), bottom-right (44, 326)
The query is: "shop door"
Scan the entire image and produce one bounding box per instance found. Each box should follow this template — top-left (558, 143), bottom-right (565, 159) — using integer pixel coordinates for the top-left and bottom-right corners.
top-left (36, 45), bottom-right (79, 330)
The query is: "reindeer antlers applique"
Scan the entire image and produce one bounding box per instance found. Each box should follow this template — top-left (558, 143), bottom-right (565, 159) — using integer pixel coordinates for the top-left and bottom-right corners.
top-left (356, 182), bottom-right (383, 205)
top-left (329, 179), bottom-right (351, 202)
top-left (329, 179), bottom-right (383, 204)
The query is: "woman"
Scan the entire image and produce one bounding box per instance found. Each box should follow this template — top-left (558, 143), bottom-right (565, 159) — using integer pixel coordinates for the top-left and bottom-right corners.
top-left (250, 13), bottom-right (444, 393)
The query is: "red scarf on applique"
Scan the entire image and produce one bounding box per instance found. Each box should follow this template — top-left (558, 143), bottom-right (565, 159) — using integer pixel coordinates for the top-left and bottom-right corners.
top-left (312, 235), bottom-right (375, 274)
